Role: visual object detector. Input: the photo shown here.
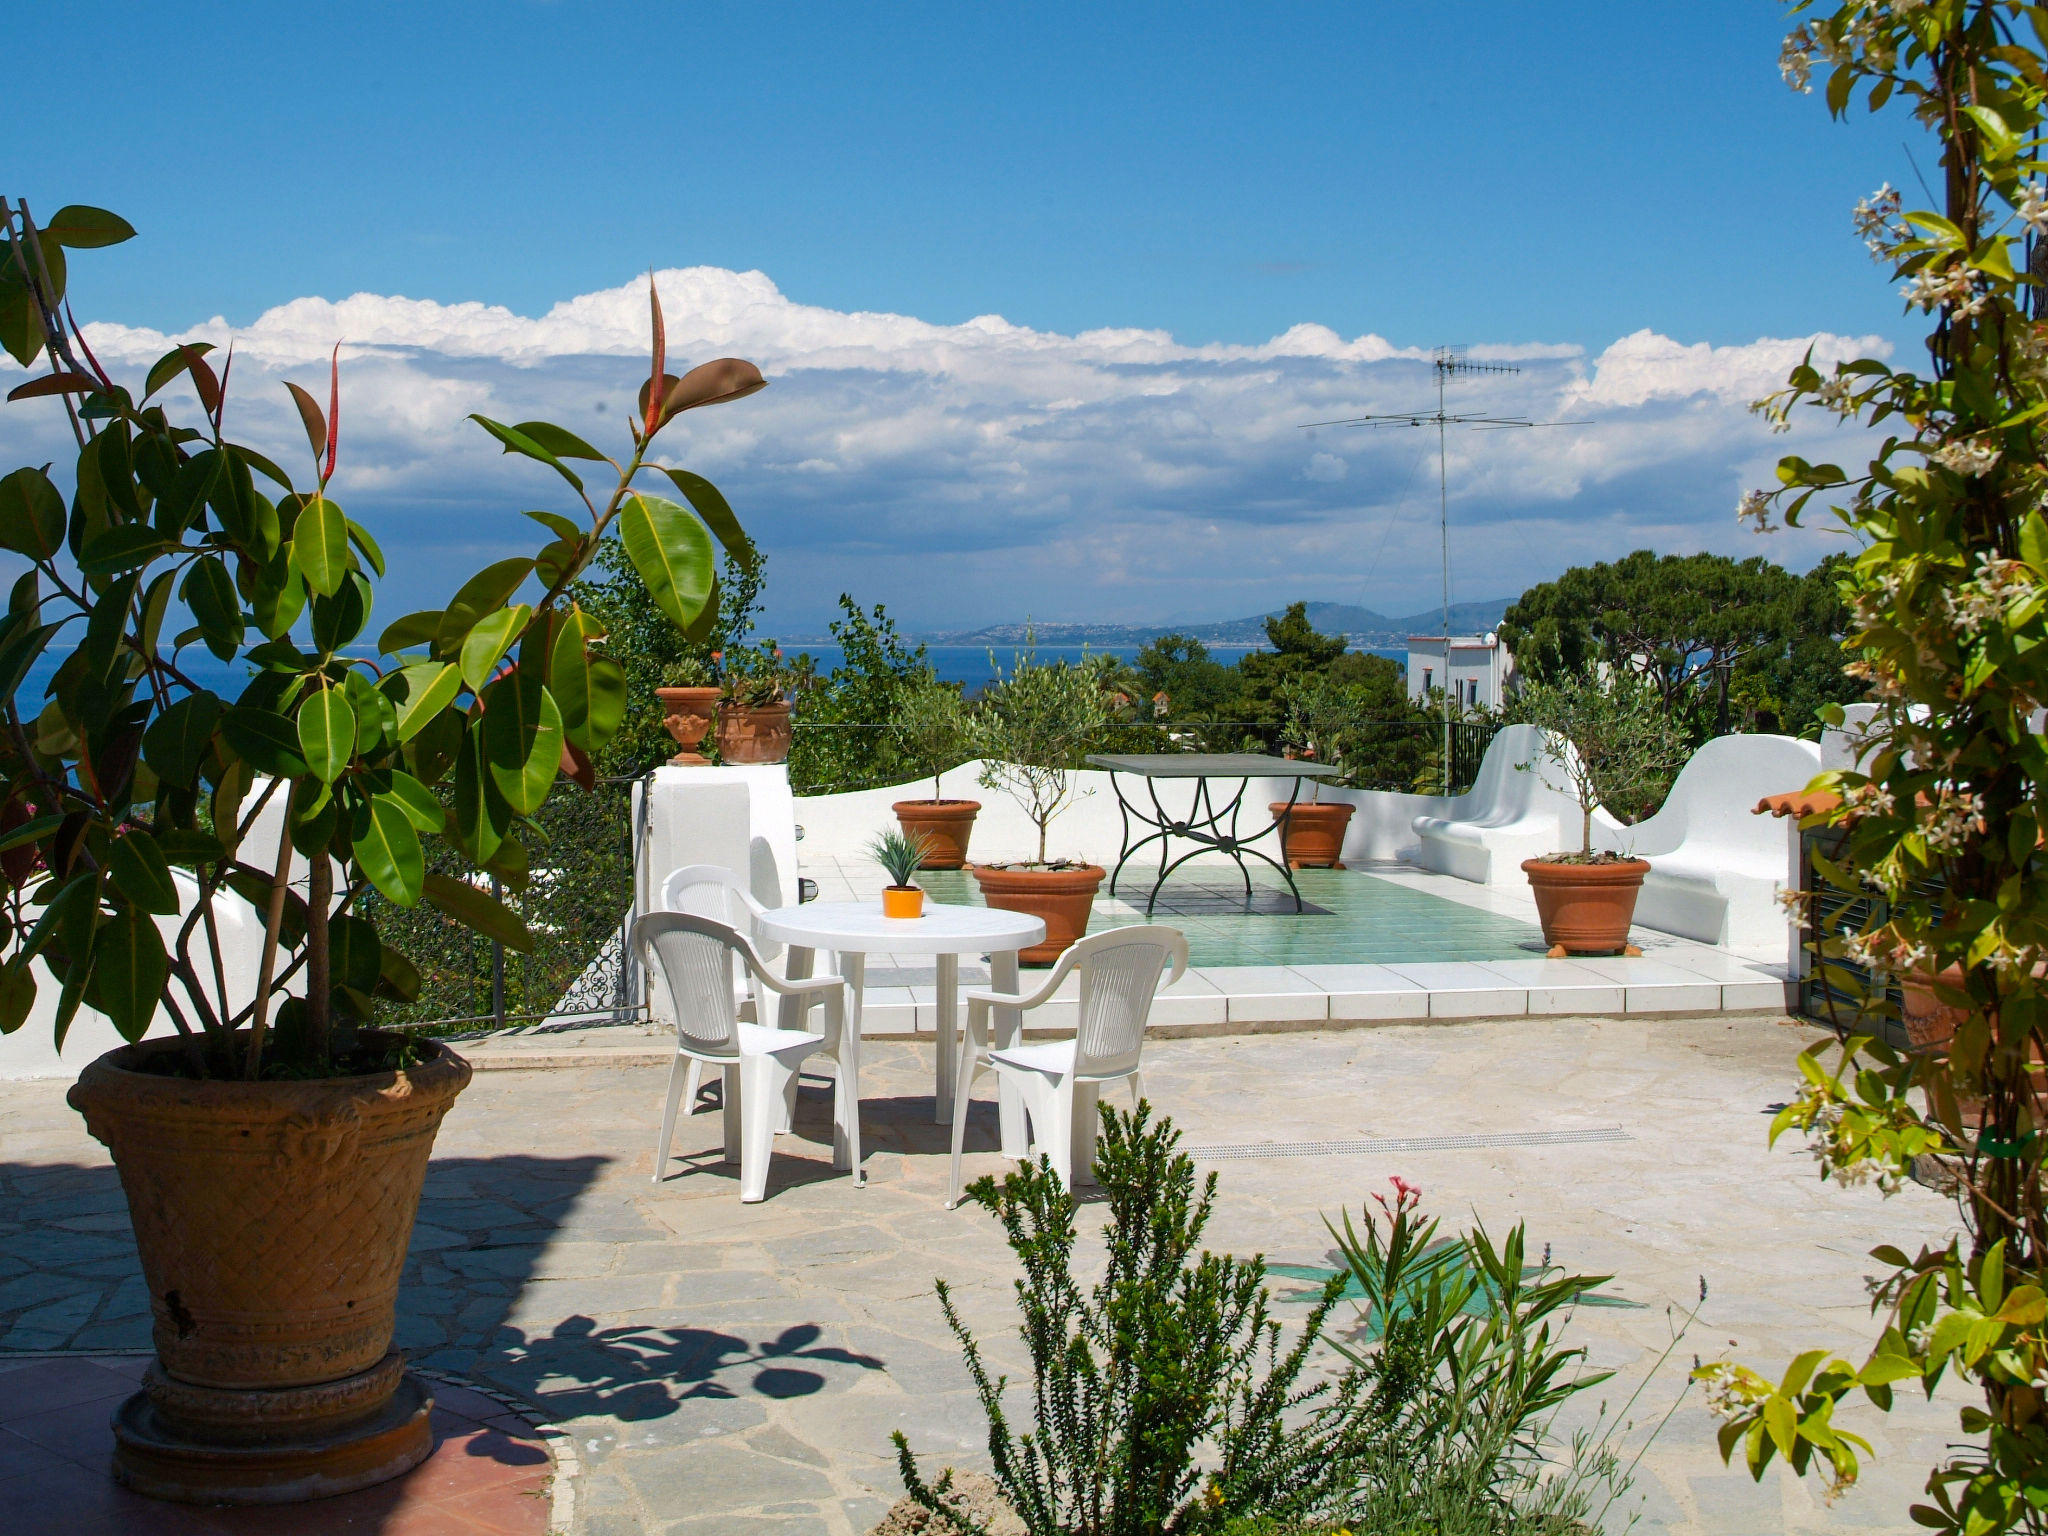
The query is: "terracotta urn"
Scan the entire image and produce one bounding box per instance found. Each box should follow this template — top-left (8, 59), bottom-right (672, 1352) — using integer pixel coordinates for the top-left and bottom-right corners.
top-left (893, 799), bottom-right (981, 869)
top-left (1521, 857), bottom-right (1650, 956)
top-left (970, 863), bottom-right (1105, 965)
top-left (655, 686), bottom-right (722, 766)
top-left (66, 1033), bottom-right (470, 1505)
top-left (1270, 800), bottom-right (1354, 869)
top-left (717, 699), bottom-right (793, 765)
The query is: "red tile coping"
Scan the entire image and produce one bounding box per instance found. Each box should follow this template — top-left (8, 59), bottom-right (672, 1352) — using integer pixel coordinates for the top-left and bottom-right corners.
top-left (0, 1356), bottom-right (556, 1536)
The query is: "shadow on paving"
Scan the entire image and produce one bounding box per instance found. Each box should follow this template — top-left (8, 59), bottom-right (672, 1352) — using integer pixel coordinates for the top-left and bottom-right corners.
top-left (488, 1315), bottom-right (886, 1424)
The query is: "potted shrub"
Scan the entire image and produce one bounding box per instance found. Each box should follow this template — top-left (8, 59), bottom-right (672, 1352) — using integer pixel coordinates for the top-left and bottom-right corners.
top-left (1271, 674), bottom-right (1357, 867)
top-left (969, 652), bottom-right (1112, 963)
top-left (1512, 672), bottom-right (1688, 956)
top-left (871, 827), bottom-right (933, 918)
top-left (891, 680), bottom-right (980, 867)
top-left (0, 200), bottom-right (761, 1503)
top-left (654, 652), bottom-right (721, 765)
top-left (716, 640), bottom-right (795, 764)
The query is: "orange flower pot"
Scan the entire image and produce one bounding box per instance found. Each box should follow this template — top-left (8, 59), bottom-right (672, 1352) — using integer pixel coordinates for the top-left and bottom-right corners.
top-left (717, 700), bottom-right (793, 765)
top-left (881, 885), bottom-right (925, 919)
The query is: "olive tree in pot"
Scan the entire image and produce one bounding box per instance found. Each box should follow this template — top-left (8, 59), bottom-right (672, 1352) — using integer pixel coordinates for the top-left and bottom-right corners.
top-left (969, 652), bottom-right (1113, 964)
top-left (0, 200), bottom-right (762, 1503)
top-left (1271, 673), bottom-right (1359, 868)
top-left (891, 679), bottom-right (980, 868)
top-left (1512, 671), bottom-right (1688, 956)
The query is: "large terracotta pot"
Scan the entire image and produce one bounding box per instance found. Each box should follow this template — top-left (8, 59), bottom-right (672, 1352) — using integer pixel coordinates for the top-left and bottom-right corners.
top-left (67, 1033), bottom-right (471, 1504)
top-left (971, 863), bottom-right (1105, 965)
top-left (655, 686), bottom-right (721, 766)
top-left (894, 799), bottom-right (981, 869)
top-left (1898, 964), bottom-right (2048, 1130)
top-left (1521, 857), bottom-right (1649, 956)
top-left (718, 699), bottom-right (793, 765)
top-left (1270, 800), bottom-right (1354, 869)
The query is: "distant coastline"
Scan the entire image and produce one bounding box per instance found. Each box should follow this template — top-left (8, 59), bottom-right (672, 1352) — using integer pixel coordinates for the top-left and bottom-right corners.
top-left (775, 597), bottom-right (1513, 650)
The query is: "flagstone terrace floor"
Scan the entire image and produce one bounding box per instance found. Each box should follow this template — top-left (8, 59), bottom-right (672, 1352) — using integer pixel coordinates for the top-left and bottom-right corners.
top-left (0, 1012), bottom-right (1972, 1536)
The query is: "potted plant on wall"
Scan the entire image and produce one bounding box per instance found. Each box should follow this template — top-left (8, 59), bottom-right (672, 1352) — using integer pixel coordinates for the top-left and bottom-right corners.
top-left (0, 199), bottom-right (762, 1504)
top-left (1272, 673), bottom-right (1357, 868)
top-left (891, 679), bottom-right (980, 867)
top-left (716, 639), bottom-right (796, 765)
top-left (1512, 671), bottom-right (1688, 956)
top-left (969, 652), bottom-right (1113, 964)
top-left (654, 652), bottom-right (721, 765)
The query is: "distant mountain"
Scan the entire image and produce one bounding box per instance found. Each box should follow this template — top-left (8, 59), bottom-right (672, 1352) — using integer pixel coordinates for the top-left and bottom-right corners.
top-left (913, 597), bottom-right (1512, 649)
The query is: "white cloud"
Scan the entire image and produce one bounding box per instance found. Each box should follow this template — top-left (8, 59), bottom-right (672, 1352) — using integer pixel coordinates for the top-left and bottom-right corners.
top-left (0, 269), bottom-right (1893, 630)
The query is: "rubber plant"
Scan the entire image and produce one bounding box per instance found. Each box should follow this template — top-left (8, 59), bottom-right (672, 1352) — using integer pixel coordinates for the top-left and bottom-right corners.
top-left (0, 198), bottom-right (763, 1075)
top-left (0, 196), bottom-right (765, 1503)
top-left (1693, 6), bottom-right (2048, 1532)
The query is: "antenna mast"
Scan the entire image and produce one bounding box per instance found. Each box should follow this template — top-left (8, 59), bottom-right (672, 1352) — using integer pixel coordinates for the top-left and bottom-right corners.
top-left (1302, 349), bottom-right (1583, 789)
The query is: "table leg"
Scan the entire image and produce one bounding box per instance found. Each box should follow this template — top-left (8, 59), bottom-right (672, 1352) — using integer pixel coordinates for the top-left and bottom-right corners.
top-left (992, 949), bottom-right (1027, 1157)
top-left (840, 951), bottom-right (865, 1185)
top-left (934, 951), bottom-right (958, 1124)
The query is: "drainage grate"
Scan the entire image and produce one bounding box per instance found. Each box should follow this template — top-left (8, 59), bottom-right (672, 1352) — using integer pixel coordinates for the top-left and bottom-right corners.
top-left (1185, 1127), bottom-right (1631, 1160)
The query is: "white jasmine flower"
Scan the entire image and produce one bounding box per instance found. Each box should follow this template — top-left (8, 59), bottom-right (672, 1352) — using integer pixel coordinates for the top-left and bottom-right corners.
top-left (1737, 489), bottom-right (1777, 531)
top-left (1781, 28), bottom-right (1816, 92)
top-left (1932, 438), bottom-right (2002, 477)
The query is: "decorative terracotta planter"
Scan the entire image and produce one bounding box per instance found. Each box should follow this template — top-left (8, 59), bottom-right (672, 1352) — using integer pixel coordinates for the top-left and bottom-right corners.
top-left (717, 700), bottom-right (793, 765)
top-left (655, 686), bottom-right (722, 766)
top-left (67, 1034), bottom-right (471, 1505)
top-left (1270, 800), bottom-right (1354, 869)
top-left (1521, 857), bottom-right (1650, 956)
top-left (893, 799), bottom-right (981, 869)
top-left (881, 885), bottom-right (925, 919)
top-left (971, 863), bottom-right (1105, 965)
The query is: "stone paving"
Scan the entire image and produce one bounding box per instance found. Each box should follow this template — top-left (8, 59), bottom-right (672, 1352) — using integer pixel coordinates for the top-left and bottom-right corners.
top-left (0, 1014), bottom-right (1975, 1535)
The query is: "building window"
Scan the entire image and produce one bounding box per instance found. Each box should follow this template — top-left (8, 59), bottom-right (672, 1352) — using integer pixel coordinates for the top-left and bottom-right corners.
top-left (1423, 668), bottom-right (1433, 693)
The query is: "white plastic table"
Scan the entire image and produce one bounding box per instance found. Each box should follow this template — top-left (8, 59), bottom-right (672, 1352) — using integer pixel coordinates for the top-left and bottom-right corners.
top-left (752, 901), bottom-right (1046, 1182)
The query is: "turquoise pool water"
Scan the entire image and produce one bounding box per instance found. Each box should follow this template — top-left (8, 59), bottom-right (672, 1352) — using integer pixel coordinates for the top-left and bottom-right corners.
top-left (918, 865), bottom-right (1546, 969)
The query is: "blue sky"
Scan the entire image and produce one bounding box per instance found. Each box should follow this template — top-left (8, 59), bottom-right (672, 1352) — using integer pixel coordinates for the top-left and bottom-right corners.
top-left (8, 2), bottom-right (1926, 633)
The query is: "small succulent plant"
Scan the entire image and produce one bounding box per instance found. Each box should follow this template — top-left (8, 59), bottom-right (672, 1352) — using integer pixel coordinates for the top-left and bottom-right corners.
top-left (870, 827), bottom-right (933, 888)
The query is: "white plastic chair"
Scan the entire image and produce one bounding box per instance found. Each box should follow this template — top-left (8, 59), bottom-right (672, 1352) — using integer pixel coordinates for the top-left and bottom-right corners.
top-left (947, 925), bottom-right (1189, 1207)
top-left (657, 864), bottom-right (811, 1123)
top-left (636, 912), bottom-right (858, 1202)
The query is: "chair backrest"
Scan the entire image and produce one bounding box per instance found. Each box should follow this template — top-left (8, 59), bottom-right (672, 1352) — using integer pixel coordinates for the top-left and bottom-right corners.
top-left (1064, 925), bottom-right (1188, 1080)
top-left (634, 912), bottom-right (755, 1059)
top-left (659, 864), bottom-right (781, 963)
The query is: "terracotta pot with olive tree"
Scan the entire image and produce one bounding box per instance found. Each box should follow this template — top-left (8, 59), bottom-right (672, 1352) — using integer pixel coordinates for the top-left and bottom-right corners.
top-left (1269, 675), bottom-right (1356, 868)
top-left (891, 680), bottom-right (980, 868)
top-left (1, 202), bottom-right (764, 1504)
top-left (1512, 672), bottom-right (1688, 957)
top-left (968, 652), bottom-right (1113, 964)
top-left (716, 641), bottom-right (795, 765)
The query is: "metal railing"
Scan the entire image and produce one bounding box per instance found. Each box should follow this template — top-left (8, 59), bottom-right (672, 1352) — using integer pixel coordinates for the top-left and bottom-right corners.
top-left (788, 718), bottom-right (1503, 799)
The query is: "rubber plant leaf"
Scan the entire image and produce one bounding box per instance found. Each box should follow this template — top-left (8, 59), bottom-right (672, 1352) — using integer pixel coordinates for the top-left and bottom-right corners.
top-left (618, 493), bottom-right (714, 630)
top-left (355, 795), bottom-right (425, 907)
top-left (92, 907), bottom-right (165, 1044)
top-left (422, 870), bottom-right (534, 952)
top-left (296, 686), bottom-right (356, 785)
top-left (292, 494), bottom-right (349, 598)
top-left (107, 829), bottom-right (179, 915)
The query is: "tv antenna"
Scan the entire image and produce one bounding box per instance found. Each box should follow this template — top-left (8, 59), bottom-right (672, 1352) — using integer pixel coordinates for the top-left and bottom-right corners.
top-left (1300, 347), bottom-right (1587, 783)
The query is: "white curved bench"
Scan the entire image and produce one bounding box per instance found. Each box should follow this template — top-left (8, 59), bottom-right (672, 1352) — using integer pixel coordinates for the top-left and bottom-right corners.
top-left (1605, 733), bottom-right (1820, 953)
top-left (1411, 723), bottom-right (1592, 887)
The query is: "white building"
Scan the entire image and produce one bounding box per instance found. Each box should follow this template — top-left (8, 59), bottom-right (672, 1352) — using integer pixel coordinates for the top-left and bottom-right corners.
top-left (1406, 632), bottom-right (1515, 712)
